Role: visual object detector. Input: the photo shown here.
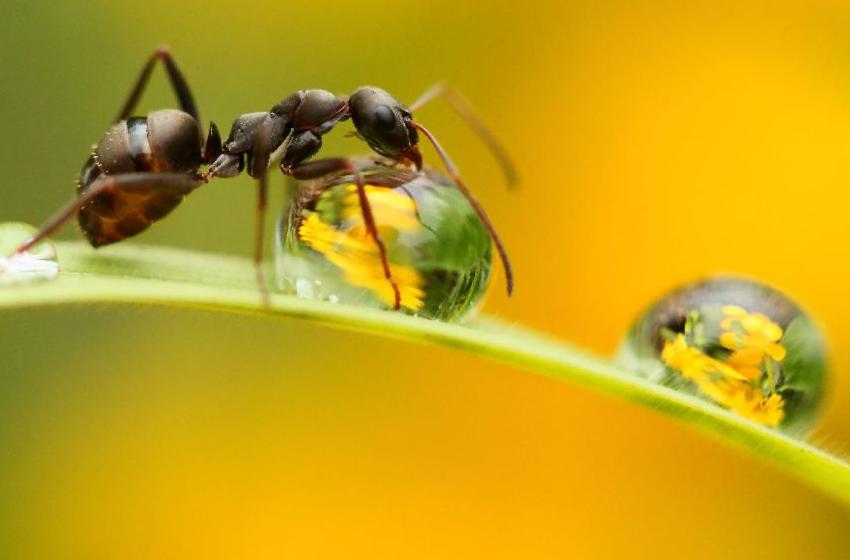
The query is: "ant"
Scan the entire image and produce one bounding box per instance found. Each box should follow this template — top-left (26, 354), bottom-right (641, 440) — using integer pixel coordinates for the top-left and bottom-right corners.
top-left (13, 47), bottom-right (516, 308)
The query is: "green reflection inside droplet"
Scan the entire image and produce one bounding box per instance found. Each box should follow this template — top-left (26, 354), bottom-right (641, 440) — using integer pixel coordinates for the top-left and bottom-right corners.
top-left (617, 277), bottom-right (827, 433)
top-left (276, 167), bottom-right (492, 321)
top-left (0, 222), bottom-right (59, 286)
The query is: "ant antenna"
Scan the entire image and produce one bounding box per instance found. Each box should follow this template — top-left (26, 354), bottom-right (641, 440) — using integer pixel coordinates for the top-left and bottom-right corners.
top-left (409, 121), bottom-right (514, 295)
top-left (409, 83), bottom-right (518, 189)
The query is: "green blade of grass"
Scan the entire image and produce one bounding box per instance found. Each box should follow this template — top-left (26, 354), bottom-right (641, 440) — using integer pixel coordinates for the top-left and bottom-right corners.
top-left (2, 242), bottom-right (850, 508)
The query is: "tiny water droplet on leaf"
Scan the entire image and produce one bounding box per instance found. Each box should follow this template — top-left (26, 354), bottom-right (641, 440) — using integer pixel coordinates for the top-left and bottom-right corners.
top-left (0, 222), bottom-right (59, 286)
top-left (617, 277), bottom-right (826, 433)
top-left (276, 168), bottom-right (492, 321)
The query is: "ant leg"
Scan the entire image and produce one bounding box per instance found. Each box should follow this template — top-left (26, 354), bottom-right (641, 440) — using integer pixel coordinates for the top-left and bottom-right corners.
top-left (409, 122), bottom-right (514, 295)
top-left (408, 82), bottom-right (518, 187)
top-left (253, 172), bottom-right (271, 306)
top-left (115, 46), bottom-right (201, 123)
top-left (13, 173), bottom-right (201, 256)
top-left (244, 118), bottom-right (283, 306)
top-left (285, 158), bottom-right (402, 310)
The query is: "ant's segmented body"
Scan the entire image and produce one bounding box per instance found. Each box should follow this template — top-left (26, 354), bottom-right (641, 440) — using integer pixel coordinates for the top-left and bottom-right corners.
top-left (14, 48), bottom-right (516, 309)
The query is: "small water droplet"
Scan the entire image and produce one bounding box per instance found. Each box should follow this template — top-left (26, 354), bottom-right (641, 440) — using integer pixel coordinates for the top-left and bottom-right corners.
top-left (0, 222), bottom-right (59, 286)
top-left (294, 278), bottom-right (314, 298)
top-left (618, 277), bottom-right (826, 433)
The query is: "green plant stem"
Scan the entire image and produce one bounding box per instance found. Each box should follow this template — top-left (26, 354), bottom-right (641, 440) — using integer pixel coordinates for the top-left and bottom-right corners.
top-left (2, 242), bottom-right (850, 508)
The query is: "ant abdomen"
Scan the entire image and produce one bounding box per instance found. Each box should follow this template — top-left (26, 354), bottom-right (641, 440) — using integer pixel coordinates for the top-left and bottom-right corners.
top-left (143, 110), bottom-right (205, 172)
top-left (77, 109), bottom-right (205, 247)
top-left (94, 110), bottom-right (203, 175)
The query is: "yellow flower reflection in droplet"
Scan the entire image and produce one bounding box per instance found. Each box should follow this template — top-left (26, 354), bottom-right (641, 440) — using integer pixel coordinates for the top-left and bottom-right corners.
top-left (720, 305), bottom-right (787, 365)
top-left (660, 306), bottom-right (789, 427)
top-left (661, 334), bottom-right (746, 383)
top-left (341, 185), bottom-right (421, 233)
top-left (298, 185), bottom-right (426, 311)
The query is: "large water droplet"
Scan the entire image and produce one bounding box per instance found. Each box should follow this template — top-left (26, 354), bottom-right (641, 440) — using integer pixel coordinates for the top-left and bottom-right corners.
top-left (617, 277), bottom-right (826, 433)
top-left (276, 167), bottom-right (492, 321)
top-left (0, 222), bottom-right (59, 286)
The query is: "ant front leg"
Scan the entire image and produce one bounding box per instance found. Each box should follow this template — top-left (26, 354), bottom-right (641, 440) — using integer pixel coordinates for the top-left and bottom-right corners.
top-left (14, 173), bottom-right (202, 255)
top-left (409, 122), bottom-right (514, 295)
top-left (283, 154), bottom-right (402, 311)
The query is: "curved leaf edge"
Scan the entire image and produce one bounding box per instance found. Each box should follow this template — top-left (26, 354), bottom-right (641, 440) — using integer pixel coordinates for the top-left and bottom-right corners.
top-left (1, 242), bottom-right (848, 508)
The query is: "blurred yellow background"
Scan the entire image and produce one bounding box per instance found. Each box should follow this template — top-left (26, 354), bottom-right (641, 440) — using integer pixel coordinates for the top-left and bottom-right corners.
top-left (2, 0), bottom-right (850, 557)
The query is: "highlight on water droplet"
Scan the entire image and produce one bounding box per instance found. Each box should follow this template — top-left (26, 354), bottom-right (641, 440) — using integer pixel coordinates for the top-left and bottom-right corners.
top-left (0, 222), bottom-right (59, 286)
top-left (276, 166), bottom-right (493, 321)
top-left (617, 277), bottom-right (827, 433)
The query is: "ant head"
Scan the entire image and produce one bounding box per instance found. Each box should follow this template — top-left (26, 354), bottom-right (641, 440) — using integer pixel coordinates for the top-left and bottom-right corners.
top-left (349, 87), bottom-right (421, 167)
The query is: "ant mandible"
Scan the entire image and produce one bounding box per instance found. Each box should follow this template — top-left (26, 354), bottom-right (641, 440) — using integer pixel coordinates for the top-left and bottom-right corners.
top-left (14, 47), bottom-right (516, 309)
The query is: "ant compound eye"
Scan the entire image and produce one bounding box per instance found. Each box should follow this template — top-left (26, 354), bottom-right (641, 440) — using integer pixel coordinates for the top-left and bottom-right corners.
top-left (373, 105), bottom-right (397, 131)
top-left (617, 277), bottom-right (826, 433)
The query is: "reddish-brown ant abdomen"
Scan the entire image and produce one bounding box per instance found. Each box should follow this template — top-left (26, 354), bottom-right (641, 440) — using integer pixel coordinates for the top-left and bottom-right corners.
top-left (78, 109), bottom-right (206, 246)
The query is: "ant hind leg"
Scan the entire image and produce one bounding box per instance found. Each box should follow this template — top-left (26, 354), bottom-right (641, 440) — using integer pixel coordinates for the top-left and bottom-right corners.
top-left (14, 172), bottom-right (201, 255)
top-left (115, 46), bottom-right (201, 123)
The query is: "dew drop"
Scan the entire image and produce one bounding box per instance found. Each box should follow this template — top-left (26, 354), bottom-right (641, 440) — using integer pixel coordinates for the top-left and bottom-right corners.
top-left (0, 222), bottom-right (59, 286)
top-left (294, 278), bottom-right (314, 299)
top-left (276, 166), bottom-right (493, 321)
top-left (617, 277), bottom-right (827, 433)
